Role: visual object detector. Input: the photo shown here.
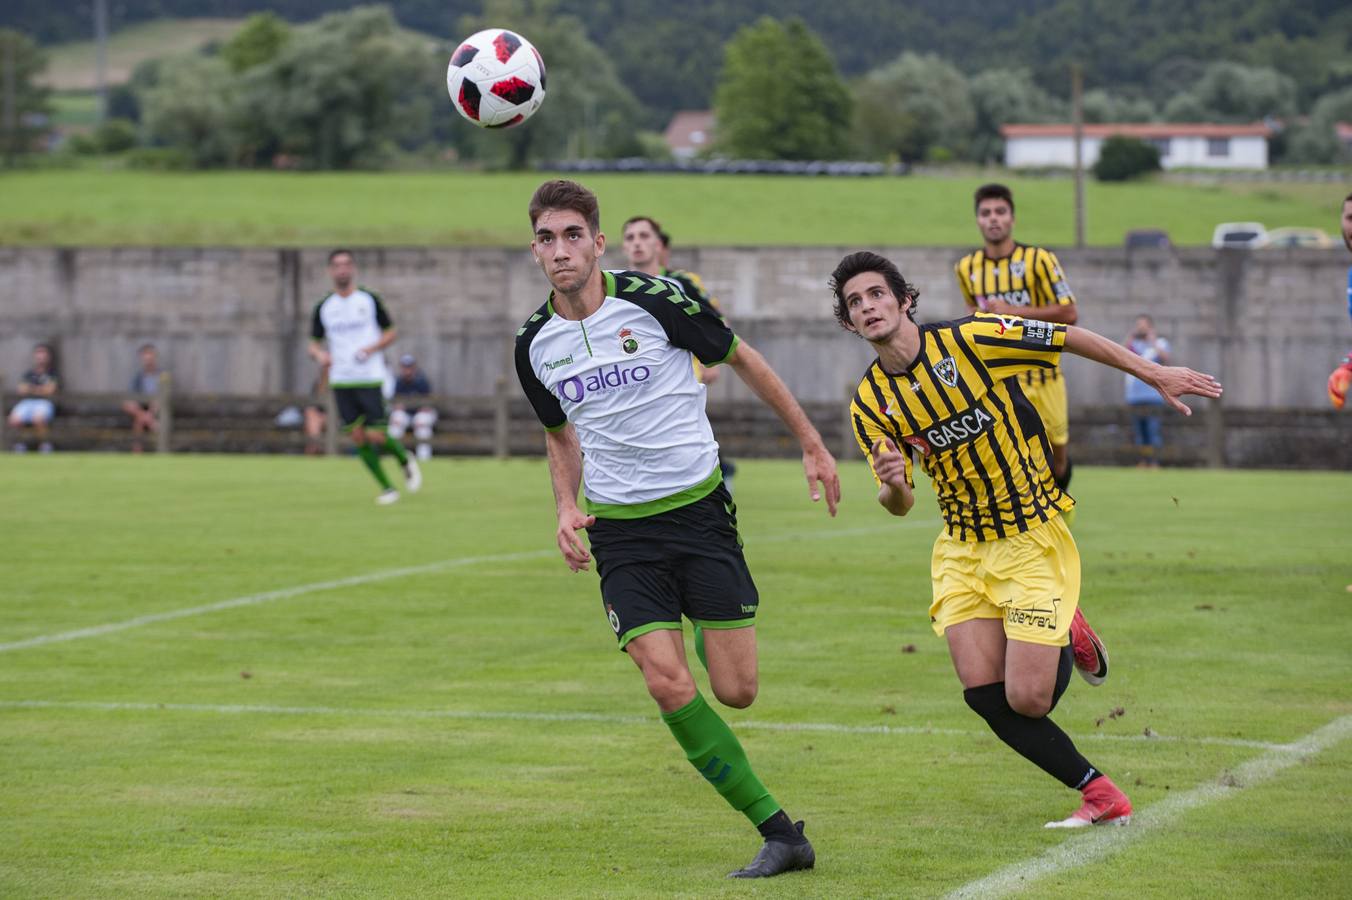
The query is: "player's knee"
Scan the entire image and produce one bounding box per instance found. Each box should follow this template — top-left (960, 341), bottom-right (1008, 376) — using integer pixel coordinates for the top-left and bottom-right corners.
top-left (412, 411), bottom-right (435, 429)
top-left (1005, 683), bottom-right (1052, 718)
top-left (712, 678), bottom-right (758, 709)
top-left (641, 664), bottom-right (696, 709)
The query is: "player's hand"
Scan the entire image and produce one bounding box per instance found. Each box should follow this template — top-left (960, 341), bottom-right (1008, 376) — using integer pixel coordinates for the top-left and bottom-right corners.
top-left (313, 349), bottom-right (332, 367)
top-left (802, 443), bottom-right (840, 517)
top-left (1150, 366), bottom-right (1223, 415)
top-left (870, 437), bottom-right (908, 488)
top-left (556, 508), bottom-right (596, 572)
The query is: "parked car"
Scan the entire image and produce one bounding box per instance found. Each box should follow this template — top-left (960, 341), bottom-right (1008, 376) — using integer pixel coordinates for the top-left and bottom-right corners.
top-left (1211, 222), bottom-right (1268, 249)
top-left (1262, 227), bottom-right (1334, 249)
top-left (1124, 228), bottom-right (1173, 250)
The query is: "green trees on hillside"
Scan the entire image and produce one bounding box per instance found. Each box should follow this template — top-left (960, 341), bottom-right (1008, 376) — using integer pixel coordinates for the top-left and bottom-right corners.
top-left (713, 17), bottom-right (852, 160)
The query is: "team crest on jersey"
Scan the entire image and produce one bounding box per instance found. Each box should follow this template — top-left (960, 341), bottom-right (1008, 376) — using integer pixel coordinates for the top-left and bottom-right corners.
top-left (618, 327), bottom-right (639, 355)
top-left (1011, 261), bottom-right (1026, 279)
top-left (932, 356), bottom-right (959, 388)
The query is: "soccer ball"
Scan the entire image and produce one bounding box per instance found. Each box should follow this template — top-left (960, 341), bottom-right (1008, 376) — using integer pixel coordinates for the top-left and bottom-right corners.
top-left (1329, 359), bottom-right (1352, 409)
top-left (446, 28), bottom-right (546, 129)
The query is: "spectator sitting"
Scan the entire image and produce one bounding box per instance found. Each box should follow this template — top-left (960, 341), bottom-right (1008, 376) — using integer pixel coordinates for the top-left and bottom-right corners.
top-left (121, 342), bottom-right (162, 453)
top-left (1123, 315), bottom-right (1171, 468)
top-left (8, 342), bottom-right (59, 454)
top-left (388, 353), bottom-right (437, 461)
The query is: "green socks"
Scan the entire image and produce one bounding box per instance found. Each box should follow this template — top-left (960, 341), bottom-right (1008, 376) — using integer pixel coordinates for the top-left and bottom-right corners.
top-left (661, 692), bottom-right (779, 826)
top-left (382, 434), bottom-right (408, 466)
top-left (357, 443), bottom-right (393, 490)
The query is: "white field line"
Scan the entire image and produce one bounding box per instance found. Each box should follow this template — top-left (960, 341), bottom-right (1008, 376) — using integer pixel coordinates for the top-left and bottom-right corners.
top-left (0, 521), bottom-right (931, 656)
top-left (945, 713), bottom-right (1352, 900)
top-left (0, 698), bottom-right (1293, 752)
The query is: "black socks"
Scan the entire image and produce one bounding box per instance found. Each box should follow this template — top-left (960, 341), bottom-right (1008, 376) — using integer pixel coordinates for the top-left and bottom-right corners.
top-left (757, 809), bottom-right (807, 845)
top-left (963, 681), bottom-right (1099, 790)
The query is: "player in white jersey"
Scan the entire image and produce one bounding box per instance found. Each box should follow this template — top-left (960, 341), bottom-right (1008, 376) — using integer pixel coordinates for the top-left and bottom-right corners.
top-left (308, 249), bottom-right (421, 504)
top-left (515, 180), bottom-right (839, 879)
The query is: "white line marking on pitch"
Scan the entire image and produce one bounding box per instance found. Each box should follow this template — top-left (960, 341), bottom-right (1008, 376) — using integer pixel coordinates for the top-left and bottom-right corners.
top-left (945, 713), bottom-right (1352, 900)
top-left (0, 521), bottom-right (931, 656)
top-left (0, 699), bottom-right (1291, 752)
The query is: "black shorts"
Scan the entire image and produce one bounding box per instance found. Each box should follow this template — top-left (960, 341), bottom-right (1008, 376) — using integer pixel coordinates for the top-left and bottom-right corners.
top-left (587, 483), bottom-right (759, 649)
top-left (333, 386), bottom-right (387, 429)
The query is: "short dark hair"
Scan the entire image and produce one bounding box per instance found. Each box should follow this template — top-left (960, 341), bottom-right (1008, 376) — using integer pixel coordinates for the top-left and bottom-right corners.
top-left (658, 229), bottom-right (671, 248)
top-left (1344, 191), bottom-right (1352, 205)
top-left (138, 342), bottom-right (156, 354)
top-left (974, 183), bottom-right (1015, 216)
top-left (328, 248), bottom-right (354, 264)
top-left (829, 251), bottom-right (920, 330)
top-left (622, 215), bottom-right (662, 235)
top-left (530, 180), bottom-right (601, 235)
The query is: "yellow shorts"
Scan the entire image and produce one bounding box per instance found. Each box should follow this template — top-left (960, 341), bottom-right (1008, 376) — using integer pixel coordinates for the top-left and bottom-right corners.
top-left (1022, 372), bottom-right (1069, 446)
top-left (929, 515), bottom-right (1080, 647)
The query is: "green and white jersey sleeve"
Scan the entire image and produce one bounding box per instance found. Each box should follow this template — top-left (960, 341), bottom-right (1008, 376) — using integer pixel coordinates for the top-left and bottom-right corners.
top-left (514, 270), bottom-right (738, 516)
top-left (311, 288), bottom-right (392, 387)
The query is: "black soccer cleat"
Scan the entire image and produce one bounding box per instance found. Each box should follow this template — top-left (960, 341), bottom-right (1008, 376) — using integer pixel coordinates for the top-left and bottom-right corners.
top-left (727, 820), bottom-right (815, 878)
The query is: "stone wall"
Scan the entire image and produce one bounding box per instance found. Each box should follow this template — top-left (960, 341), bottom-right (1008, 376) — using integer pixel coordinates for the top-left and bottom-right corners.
top-left (3, 245), bottom-right (1350, 413)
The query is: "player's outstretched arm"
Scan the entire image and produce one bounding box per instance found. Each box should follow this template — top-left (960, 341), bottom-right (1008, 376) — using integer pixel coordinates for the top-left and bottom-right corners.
top-left (870, 438), bottom-right (915, 517)
top-left (1064, 326), bottom-right (1222, 415)
top-left (725, 341), bottom-right (840, 516)
top-left (544, 424), bottom-right (595, 572)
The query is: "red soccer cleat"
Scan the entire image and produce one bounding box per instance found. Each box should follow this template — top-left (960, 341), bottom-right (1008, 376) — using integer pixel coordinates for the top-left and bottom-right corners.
top-left (1069, 607), bottom-right (1109, 686)
top-left (1045, 775), bottom-right (1133, 829)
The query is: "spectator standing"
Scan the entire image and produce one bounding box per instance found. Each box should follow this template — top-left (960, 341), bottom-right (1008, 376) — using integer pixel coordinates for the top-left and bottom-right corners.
top-left (121, 343), bottom-right (162, 453)
top-left (8, 343), bottom-right (59, 453)
top-left (1124, 315), bottom-right (1171, 468)
top-left (387, 354), bottom-right (438, 461)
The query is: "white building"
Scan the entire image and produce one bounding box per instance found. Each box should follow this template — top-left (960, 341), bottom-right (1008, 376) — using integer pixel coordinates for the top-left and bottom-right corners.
top-left (1002, 123), bottom-right (1272, 170)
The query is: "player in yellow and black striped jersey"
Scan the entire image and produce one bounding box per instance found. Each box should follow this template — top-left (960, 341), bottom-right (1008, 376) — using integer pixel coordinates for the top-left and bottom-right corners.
top-left (956, 183), bottom-right (1079, 494)
top-left (832, 250), bottom-right (1222, 828)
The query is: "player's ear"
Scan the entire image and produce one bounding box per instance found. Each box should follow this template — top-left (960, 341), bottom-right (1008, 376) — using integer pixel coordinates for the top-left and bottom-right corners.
top-left (594, 230), bottom-right (606, 255)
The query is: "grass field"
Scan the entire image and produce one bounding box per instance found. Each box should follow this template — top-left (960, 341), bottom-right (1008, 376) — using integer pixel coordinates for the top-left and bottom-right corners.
top-left (1, 455), bottom-right (1348, 897)
top-left (1, 169), bottom-right (1345, 247)
top-left (37, 19), bottom-right (247, 91)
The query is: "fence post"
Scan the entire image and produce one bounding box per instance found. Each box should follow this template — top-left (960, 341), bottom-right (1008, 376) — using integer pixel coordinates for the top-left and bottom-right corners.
top-left (1204, 401), bottom-right (1225, 468)
top-left (324, 389), bottom-right (338, 457)
top-left (493, 376), bottom-right (510, 460)
top-left (155, 371), bottom-right (173, 454)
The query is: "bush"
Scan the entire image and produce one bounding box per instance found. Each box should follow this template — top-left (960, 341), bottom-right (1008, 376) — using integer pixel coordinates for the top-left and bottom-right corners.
top-left (93, 118), bottom-right (138, 153)
top-left (1093, 135), bottom-right (1161, 181)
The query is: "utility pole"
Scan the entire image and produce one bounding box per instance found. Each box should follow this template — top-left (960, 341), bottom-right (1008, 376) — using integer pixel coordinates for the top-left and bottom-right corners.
top-left (2, 36), bottom-right (15, 166)
top-left (1071, 63), bottom-right (1085, 249)
top-left (94, 0), bottom-right (109, 122)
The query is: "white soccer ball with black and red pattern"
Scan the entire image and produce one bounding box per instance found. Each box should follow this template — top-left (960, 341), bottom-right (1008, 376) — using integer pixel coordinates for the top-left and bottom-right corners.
top-left (446, 28), bottom-right (546, 129)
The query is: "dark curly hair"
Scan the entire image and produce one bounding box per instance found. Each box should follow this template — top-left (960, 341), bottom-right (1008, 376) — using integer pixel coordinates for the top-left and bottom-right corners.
top-left (829, 251), bottom-right (920, 331)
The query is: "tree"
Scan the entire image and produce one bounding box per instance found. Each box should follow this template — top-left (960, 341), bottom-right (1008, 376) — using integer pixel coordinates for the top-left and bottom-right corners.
top-left (221, 13), bottom-right (290, 73)
top-left (0, 28), bottom-right (50, 164)
top-left (1081, 89), bottom-right (1155, 124)
top-left (455, 0), bottom-right (643, 169)
top-left (969, 68), bottom-right (1061, 164)
top-left (713, 17), bottom-right (852, 161)
top-left (239, 6), bottom-right (442, 169)
top-left (140, 53), bottom-right (246, 167)
top-left (851, 52), bottom-right (972, 164)
top-left (1284, 87), bottom-right (1352, 164)
top-left (1161, 61), bottom-right (1298, 123)
top-left (1093, 135), bottom-right (1160, 181)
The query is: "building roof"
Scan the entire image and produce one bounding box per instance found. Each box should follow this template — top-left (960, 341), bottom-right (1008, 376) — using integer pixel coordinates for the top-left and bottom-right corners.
top-left (1001, 123), bottom-right (1273, 139)
top-left (664, 110), bottom-right (716, 154)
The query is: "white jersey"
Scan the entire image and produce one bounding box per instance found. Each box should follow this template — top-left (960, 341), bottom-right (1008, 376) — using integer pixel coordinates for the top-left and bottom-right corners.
top-left (311, 288), bottom-right (393, 387)
top-left (515, 270), bottom-right (737, 516)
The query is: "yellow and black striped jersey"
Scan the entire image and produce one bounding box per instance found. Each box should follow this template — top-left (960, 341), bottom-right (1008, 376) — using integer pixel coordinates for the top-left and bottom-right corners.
top-left (955, 244), bottom-right (1075, 387)
top-left (850, 313), bottom-right (1074, 542)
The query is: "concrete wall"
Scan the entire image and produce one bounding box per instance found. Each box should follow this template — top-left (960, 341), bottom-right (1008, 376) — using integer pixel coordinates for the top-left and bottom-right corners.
top-left (2, 245), bottom-right (1349, 413)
